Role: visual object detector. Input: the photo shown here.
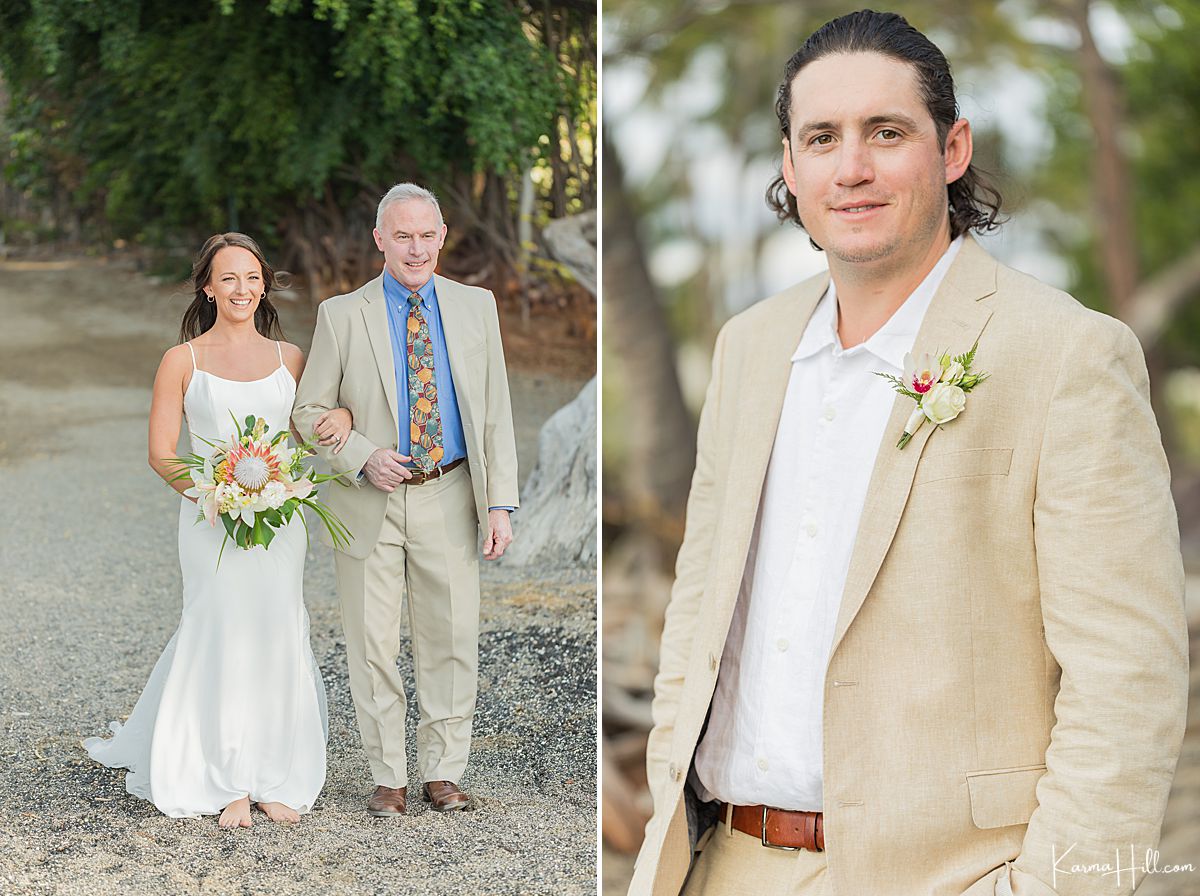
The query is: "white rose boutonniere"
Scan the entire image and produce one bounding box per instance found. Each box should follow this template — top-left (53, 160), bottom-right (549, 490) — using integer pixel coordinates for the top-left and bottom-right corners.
top-left (877, 341), bottom-right (989, 449)
top-left (923, 382), bottom-right (966, 424)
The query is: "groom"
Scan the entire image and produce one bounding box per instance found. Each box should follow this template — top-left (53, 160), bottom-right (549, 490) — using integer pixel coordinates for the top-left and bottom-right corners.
top-left (294, 183), bottom-right (519, 815)
top-left (631, 11), bottom-right (1188, 896)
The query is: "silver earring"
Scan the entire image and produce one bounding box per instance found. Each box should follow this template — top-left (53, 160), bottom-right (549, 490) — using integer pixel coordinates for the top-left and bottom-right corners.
top-left (206, 294), bottom-right (214, 303)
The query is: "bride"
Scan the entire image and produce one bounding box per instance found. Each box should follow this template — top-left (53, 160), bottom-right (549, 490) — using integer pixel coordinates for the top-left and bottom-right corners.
top-left (84, 232), bottom-right (351, 829)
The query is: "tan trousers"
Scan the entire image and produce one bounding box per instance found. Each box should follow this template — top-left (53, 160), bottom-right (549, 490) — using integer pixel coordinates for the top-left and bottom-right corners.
top-left (680, 826), bottom-right (1042, 896)
top-left (681, 825), bottom-right (829, 896)
top-left (334, 464), bottom-right (480, 789)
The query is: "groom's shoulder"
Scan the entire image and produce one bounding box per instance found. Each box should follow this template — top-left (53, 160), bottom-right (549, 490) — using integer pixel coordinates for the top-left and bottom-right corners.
top-left (991, 254), bottom-right (1080, 317)
top-left (988, 252), bottom-right (1132, 346)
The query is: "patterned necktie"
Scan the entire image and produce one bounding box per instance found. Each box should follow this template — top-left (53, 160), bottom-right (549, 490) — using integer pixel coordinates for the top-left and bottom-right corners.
top-left (405, 291), bottom-right (443, 472)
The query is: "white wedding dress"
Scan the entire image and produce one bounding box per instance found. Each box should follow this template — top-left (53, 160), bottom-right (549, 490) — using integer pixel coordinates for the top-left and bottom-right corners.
top-left (84, 342), bottom-right (328, 817)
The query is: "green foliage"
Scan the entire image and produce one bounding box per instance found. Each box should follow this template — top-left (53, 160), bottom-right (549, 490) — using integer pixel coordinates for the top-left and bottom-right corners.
top-left (1122, 0), bottom-right (1200, 366)
top-left (1031, 1), bottom-right (1200, 341)
top-left (0, 0), bottom-right (588, 260)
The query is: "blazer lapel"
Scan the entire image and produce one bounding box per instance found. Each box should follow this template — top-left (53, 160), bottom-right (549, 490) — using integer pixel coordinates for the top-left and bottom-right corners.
top-left (829, 236), bottom-right (997, 657)
top-left (708, 275), bottom-right (829, 621)
top-left (361, 274), bottom-right (400, 433)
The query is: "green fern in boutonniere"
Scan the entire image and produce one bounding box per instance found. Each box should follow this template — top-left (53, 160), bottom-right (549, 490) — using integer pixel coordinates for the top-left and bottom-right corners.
top-left (876, 341), bottom-right (989, 449)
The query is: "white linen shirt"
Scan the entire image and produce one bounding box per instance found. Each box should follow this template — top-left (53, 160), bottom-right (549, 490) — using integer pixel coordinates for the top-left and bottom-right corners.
top-left (693, 238), bottom-right (963, 811)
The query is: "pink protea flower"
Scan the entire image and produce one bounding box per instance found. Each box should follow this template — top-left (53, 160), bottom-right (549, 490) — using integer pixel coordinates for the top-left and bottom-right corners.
top-left (223, 441), bottom-right (280, 493)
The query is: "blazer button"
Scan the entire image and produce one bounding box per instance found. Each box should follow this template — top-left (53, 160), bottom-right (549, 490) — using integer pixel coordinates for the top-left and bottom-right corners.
top-left (708, 652), bottom-right (718, 672)
top-left (668, 763), bottom-right (682, 782)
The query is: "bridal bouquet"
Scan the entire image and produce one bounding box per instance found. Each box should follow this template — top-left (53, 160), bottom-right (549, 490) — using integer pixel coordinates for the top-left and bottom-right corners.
top-left (169, 414), bottom-right (351, 562)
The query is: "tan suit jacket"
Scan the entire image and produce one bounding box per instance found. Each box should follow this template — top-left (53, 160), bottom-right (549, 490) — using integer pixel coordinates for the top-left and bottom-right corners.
top-left (631, 237), bottom-right (1189, 896)
top-left (293, 272), bottom-right (519, 560)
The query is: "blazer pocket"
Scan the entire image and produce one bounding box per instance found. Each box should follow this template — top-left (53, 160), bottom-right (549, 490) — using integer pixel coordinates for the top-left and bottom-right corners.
top-left (966, 764), bottom-right (1046, 829)
top-left (914, 447), bottom-right (1012, 486)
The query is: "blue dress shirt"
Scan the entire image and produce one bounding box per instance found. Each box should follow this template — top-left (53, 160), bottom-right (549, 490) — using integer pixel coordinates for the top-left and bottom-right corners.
top-left (383, 270), bottom-right (467, 466)
top-left (382, 270), bottom-right (513, 512)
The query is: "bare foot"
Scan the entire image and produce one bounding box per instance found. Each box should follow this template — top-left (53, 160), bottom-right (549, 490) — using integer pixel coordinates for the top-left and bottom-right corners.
top-left (219, 796), bottom-right (252, 829)
top-left (257, 801), bottom-right (301, 824)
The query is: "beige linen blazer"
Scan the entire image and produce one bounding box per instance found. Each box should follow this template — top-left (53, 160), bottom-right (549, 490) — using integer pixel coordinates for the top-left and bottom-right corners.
top-left (293, 272), bottom-right (519, 560)
top-left (630, 236), bottom-right (1188, 896)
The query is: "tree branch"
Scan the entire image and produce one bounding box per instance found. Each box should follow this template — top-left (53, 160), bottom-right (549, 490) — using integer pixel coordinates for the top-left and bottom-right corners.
top-left (1128, 243), bottom-right (1200, 350)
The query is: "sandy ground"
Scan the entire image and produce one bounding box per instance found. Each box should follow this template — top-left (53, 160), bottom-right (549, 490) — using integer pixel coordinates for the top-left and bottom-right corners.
top-left (0, 258), bottom-right (596, 895)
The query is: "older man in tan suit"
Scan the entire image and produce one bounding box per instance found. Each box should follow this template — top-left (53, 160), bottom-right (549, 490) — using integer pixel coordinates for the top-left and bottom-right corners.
top-left (294, 183), bottom-right (518, 816)
top-left (630, 11), bottom-right (1188, 896)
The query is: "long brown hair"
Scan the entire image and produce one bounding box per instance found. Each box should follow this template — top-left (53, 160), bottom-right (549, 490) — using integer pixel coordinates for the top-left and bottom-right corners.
top-left (179, 232), bottom-right (286, 343)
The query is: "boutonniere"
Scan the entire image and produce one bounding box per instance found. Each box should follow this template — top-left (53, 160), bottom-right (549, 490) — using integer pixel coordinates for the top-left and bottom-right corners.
top-left (876, 342), bottom-right (989, 449)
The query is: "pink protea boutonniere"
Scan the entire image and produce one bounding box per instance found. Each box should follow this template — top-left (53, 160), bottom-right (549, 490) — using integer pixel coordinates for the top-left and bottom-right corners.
top-left (876, 341), bottom-right (989, 449)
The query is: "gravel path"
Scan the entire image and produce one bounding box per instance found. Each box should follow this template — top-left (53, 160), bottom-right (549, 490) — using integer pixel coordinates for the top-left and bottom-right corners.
top-left (0, 258), bottom-right (597, 895)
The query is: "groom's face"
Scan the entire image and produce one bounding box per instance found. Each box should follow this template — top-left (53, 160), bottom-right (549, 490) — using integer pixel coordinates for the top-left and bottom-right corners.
top-left (780, 51), bottom-right (969, 268)
top-left (373, 199), bottom-right (448, 292)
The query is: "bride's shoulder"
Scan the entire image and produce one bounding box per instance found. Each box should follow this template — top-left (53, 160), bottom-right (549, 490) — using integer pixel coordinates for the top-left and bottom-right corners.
top-left (152, 342), bottom-right (194, 393)
top-left (279, 341), bottom-right (305, 378)
top-left (158, 342), bottom-right (194, 372)
top-left (279, 341), bottom-right (304, 366)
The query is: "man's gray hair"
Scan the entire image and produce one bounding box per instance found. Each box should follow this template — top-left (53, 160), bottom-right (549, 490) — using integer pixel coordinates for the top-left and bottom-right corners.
top-left (375, 183), bottom-right (444, 231)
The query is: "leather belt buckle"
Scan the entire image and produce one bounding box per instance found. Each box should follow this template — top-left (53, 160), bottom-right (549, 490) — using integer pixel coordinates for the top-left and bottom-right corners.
top-left (760, 806), bottom-right (800, 851)
top-left (719, 802), bottom-right (825, 852)
top-left (404, 457), bottom-right (462, 486)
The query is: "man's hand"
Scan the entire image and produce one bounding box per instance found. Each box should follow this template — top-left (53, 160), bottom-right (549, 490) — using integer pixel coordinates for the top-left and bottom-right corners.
top-left (362, 448), bottom-right (414, 492)
top-left (482, 509), bottom-right (513, 560)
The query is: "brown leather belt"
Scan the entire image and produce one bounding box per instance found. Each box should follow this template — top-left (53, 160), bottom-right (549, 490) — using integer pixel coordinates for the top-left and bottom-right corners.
top-left (403, 457), bottom-right (464, 486)
top-left (718, 802), bottom-right (825, 851)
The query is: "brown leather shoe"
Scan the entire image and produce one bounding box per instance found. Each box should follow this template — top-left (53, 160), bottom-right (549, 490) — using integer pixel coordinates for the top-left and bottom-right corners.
top-left (422, 780), bottom-right (471, 812)
top-left (367, 785), bottom-right (407, 817)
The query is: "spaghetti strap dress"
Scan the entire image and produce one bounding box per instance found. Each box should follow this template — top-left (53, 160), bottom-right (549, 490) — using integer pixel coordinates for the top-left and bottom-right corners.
top-left (84, 341), bottom-right (328, 817)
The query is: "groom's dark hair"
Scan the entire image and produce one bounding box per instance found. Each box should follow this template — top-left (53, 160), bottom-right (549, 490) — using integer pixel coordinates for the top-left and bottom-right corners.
top-left (765, 9), bottom-right (1004, 248)
top-left (180, 233), bottom-right (287, 343)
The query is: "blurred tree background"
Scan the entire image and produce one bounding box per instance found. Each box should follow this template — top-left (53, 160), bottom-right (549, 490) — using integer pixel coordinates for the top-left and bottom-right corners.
top-left (601, 0), bottom-right (1200, 887)
top-left (0, 0), bottom-right (596, 329)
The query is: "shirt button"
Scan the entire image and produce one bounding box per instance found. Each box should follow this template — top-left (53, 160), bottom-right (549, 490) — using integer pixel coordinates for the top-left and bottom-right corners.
top-left (668, 763), bottom-right (681, 781)
top-left (776, 638), bottom-right (789, 652)
top-left (805, 522), bottom-right (818, 538)
top-left (757, 758), bottom-right (769, 772)
top-left (823, 404), bottom-right (836, 421)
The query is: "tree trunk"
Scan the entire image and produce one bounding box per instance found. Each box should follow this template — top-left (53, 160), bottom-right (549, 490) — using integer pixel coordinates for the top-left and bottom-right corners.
top-left (278, 196), bottom-right (377, 305)
top-left (602, 135), bottom-right (696, 527)
top-left (517, 165), bottom-right (536, 326)
top-left (1127, 243), bottom-right (1200, 351)
top-left (1069, 0), bottom-right (1139, 319)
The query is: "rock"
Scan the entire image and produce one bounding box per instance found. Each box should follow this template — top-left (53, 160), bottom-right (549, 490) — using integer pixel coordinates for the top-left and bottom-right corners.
top-left (502, 379), bottom-right (596, 569)
top-left (542, 211), bottom-right (597, 297)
